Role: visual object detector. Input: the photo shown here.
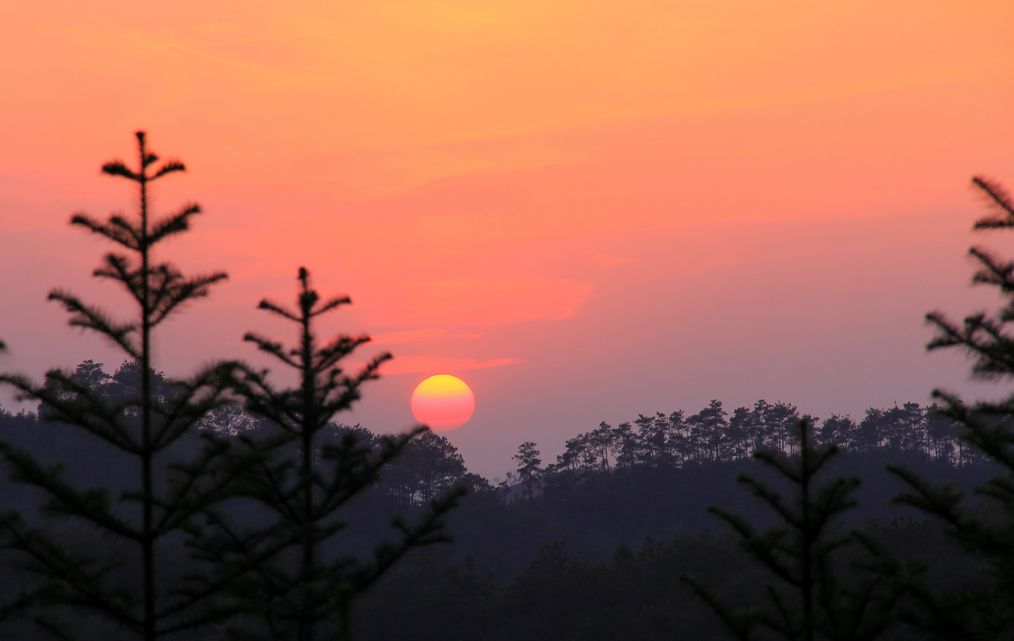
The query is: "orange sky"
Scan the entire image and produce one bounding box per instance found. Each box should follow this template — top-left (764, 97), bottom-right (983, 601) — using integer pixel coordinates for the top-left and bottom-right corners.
top-left (2, 2), bottom-right (1014, 474)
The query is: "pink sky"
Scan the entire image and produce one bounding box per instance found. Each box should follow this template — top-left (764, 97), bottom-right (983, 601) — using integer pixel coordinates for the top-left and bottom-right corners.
top-left (2, 2), bottom-right (1014, 475)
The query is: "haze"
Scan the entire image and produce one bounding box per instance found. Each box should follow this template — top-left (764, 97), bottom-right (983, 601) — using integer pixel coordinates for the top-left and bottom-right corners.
top-left (2, 1), bottom-right (1014, 476)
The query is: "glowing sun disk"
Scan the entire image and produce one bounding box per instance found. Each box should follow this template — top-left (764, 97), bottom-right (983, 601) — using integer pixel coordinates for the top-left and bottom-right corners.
top-left (410, 374), bottom-right (475, 432)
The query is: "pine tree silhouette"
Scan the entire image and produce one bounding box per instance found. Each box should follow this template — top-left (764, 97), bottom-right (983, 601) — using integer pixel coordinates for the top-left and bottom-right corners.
top-left (511, 440), bottom-right (542, 499)
top-left (682, 419), bottom-right (908, 641)
top-left (888, 176), bottom-right (1014, 639)
top-left (0, 132), bottom-right (242, 640)
top-left (204, 268), bottom-right (463, 641)
top-left (513, 441), bottom-right (542, 484)
top-left (0, 340), bottom-right (35, 629)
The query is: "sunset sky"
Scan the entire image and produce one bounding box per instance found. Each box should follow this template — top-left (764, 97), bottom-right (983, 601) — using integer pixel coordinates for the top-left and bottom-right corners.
top-left (2, 2), bottom-right (1014, 475)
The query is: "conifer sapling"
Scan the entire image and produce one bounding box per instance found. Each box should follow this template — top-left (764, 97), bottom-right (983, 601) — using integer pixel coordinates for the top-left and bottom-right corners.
top-left (0, 132), bottom-right (242, 640)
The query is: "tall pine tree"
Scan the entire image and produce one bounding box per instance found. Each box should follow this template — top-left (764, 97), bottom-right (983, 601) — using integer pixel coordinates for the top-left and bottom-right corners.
top-left (0, 132), bottom-right (242, 640)
top-left (683, 419), bottom-right (908, 641)
top-left (888, 176), bottom-right (1014, 639)
top-left (204, 268), bottom-right (463, 641)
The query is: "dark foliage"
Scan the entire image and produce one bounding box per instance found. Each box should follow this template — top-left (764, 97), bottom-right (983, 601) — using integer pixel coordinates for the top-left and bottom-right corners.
top-left (508, 441), bottom-right (542, 499)
top-left (0, 389), bottom-right (996, 640)
top-left (352, 512), bottom-right (973, 641)
top-left (683, 419), bottom-right (912, 641)
top-left (510, 400), bottom-right (974, 501)
top-left (0, 132), bottom-right (239, 640)
top-left (0, 342), bottom-right (39, 629)
top-left (888, 176), bottom-right (1014, 639)
top-left (196, 268), bottom-right (464, 641)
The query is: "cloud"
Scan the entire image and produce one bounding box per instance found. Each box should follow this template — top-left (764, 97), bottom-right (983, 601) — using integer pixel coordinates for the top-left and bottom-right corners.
top-left (377, 355), bottom-right (521, 377)
top-left (371, 328), bottom-right (449, 345)
top-left (370, 328), bottom-right (486, 346)
top-left (392, 277), bottom-right (594, 327)
top-left (591, 252), bottom-right (638, 269)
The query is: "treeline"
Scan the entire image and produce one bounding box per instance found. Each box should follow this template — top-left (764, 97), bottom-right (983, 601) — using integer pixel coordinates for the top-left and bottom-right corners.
top-left (3, 370), bottom-right (983, 512)
top-left (508, 400), bottom-right (979, 490)
top-left (1, 368), bottom-right (1002, 639)
top-left (0, 358), bottom-right (486, 508)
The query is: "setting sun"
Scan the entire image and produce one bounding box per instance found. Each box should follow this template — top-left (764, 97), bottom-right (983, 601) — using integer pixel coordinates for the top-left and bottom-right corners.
top-left (410, 374), bottom-right (476, 432)
top-left (3, 2), bottom-right (1014, 637)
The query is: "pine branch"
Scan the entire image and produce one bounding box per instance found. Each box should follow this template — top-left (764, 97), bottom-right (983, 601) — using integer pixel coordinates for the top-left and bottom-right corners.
top-left (810, 478), bottom-right (860, 539)
top-left (888, 466), bottom-right (965, 532)
top-left (155, 606), bottom-right (242, 637)
top-left (354, 487), bottom-right (466, 594)
top-left (314, 335), bottom-right (371, 372)
top-left (243, 333), bottom-right (300, 369)
top-left (256, 299), bottom-right (300, 322)
top-left (316, 428), bottom-right (424, 516)
top-left (154, 434), bottom-right (267, 540)
top-left (0, 588), bottom-right (39, 623)
top-left (0, 372), bottom-right (140, 453)
top-left (153, 435), bottom-right (233, 534)
top-left (317, 353), bottom-right (392, 422)
top-left (969, 247), bottom-right (1014, 292)
top-left (754, 450), bottom-right (806, 485)
top-left (151, 362), bottom-right (238, 450)
top-left (101, 160), bottom-right (141, 182)
top-left (0, 443), bottom-right (141, 541)
top-left (737, 475), bottom-right (803, 529)
top-left (900, 585), bottom-right (978, 641)
top-left (1, 519), bottom-right (141, 630)
top-left (709, 507), bottom-right (799, 585)
top-left (46, 291), bottom-right (140, 359)
top-left (93, 253), bottom-right (143, 304)
top-left (31, 615), bottom-right (78, 641)
top-left (680, 576), bottom-right (758, 641)
top-left (176, 510), bottom-right (296, 623)
top-left (148, 203), bottom-right (201, 246)
top-left (231, 368), bottom-right (303, 431)
top-left (925, 311), bottom-right (965, 351)
top-left (925, 311), bottom-right (1014, 379)
top-left (150, 160), bottom-right (185, 180)
top-left (150, 270), bottom-right (228, 327)
top-left (310, 295), bottom-right (351, 319)
top-left (972, 176), bottom-right (1014, 229)
top-left (0, 533), bottom-right (57, 626)
top-left (69, 214), bottom-right (140, 251)
top-left (762, 586), bottom-right (798, 639)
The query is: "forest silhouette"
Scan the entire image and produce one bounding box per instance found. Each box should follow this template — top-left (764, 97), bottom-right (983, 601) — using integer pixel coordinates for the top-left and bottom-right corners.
top-left (1, 134), bottom-right (1013, 640)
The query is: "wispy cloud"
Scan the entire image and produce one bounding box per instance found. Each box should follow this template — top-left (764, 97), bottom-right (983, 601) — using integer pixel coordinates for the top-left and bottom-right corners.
top-left (377, 355), bottom-right (521, 377)
top-left (371, 327), bottom-right (485, 345)
top-left (591, 252), bottom-right (639, 269)
top-left (371, 328), bottom-right (449, 345)
top-left (392, 277), bottom-right (594, 327)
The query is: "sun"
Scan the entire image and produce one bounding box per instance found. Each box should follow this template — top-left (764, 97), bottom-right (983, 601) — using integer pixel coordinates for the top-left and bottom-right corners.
top-left (410, 374), bottom-right (475, 432)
